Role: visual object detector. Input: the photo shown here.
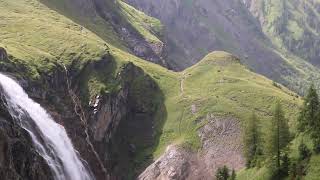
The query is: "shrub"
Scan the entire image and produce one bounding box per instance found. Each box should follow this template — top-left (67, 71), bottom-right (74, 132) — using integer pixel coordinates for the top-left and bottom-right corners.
top-left (216, 166), bottom-right (230, 180)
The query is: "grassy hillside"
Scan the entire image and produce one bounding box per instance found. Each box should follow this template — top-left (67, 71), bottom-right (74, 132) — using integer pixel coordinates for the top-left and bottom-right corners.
top-left (118, 1), bottom-right (163, 44)
top-left (0, 0), bottom-right (307, 178)
top-left (39, 0), bottom-right (164, 54)
top-left (154, 52), bottom-right (301, 154)
top-left (126, 0), bottom-right (320, 95)
top-left (0, 0), bottom-right (109, 79)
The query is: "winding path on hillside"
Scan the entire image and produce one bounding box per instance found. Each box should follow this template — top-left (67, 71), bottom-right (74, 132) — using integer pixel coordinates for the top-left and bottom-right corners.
top-left (180, 72), bottom-right (186, 95)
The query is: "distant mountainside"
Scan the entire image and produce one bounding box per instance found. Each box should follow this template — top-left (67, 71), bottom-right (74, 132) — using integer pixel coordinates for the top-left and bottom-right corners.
top-left (126, 0), bottom-right (320, 94)
top-left (245, 0), bottom-right (320, 65)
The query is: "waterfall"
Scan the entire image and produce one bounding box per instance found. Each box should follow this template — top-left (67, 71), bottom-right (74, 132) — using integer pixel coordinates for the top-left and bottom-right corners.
top-left (0, 73), bottom-right (94, 180)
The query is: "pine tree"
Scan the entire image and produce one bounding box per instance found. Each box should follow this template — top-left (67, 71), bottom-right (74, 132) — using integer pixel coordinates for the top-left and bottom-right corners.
top-left (244, 112), bottom-right (262, 167)
top-left (267, 102), bottom-right (290, 178)
top-left (297, 84), bottom-right (320, 152)
top-left (298, 84), bottom-right (319, 132)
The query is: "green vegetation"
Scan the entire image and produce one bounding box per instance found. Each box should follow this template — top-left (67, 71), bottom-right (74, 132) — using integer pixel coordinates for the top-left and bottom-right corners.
top-left (0, 0), bottom-right (108, 80)
top-left (118, 0), bottom-right (164, 43)
top-left (266, 102), bottom-right (290, 179)
top-left (258, 0), bottom-right (320, 93)
top-left (40, 0), bottom-right (164, 51)
top-left (0, 0), bottom-right (308, 179)
top-left (289, 141), bottom-right (311, 179)
top-left (216, 166), bottom-right (230, 180)
top-left (243, 113), bottom-right (262, 168)
top-left (230, 169), bottom-right (236, 180)
top-left (298, 84), bottom-right (319, 132)
top-left (240, 84), bottom-right (320, 180)
top-left (215, 166), bottom-right (236, 180)
top-left (298, 84), bottom-right (320, 152)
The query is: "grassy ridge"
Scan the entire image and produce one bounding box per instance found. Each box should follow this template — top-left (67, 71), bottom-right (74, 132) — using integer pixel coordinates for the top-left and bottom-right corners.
top-left (156, 52), bottom-right (301, 153)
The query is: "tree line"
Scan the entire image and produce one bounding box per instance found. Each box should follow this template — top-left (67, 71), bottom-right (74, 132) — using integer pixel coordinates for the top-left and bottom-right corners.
top-left (242, 84), bottom-right (320, 179)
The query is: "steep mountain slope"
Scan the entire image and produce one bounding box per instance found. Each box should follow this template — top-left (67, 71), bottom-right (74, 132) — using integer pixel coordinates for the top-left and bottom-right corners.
top-left (0, 0), bottom-right (306, 179)
top-left (126, 0), bottom-right (320, 94)
top-left (39, 0), bottom-right (166, 66)
top-left (245, 0), bottom-right (320, 65)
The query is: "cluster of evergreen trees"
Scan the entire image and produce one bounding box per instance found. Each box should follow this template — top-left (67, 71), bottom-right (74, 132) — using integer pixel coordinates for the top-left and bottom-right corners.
top-left (298, 84), bottom-right (320, 152)
top-left (243, 102), bottom-right (290, 179)
top-left (243, 84), bottom-right (320, 179)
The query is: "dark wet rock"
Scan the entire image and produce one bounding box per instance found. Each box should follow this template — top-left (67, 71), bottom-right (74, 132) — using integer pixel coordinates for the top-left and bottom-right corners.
top-left (0, 47), bottom-right (8, 61)
top-left (0, 92), bottom-right (53, 180)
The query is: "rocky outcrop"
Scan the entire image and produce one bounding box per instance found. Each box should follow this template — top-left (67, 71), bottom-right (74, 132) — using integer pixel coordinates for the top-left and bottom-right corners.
top-left (138, 145), bottom-right (210, 180)
top-left (86, 62), bottom-right (166, 179)
top-left (90, 92), bottom-right (127, 142)
top-left (139, 114), bottom-right (245, 180)
top-left (117, 26), bottom-right (165, 65)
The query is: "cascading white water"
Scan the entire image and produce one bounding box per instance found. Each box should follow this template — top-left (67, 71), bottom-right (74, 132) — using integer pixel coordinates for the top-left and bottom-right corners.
top-left (0, 73), bottom-right (94, 180)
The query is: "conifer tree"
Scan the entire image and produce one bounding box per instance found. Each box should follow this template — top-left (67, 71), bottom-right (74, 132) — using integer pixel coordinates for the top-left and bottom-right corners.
top-left (297, 84), bottom-right (320, 152)
top-left (244, 112), bottom-right (262, 167)
top-left (298, 84), bottom-right (319, 132)
top-left (267, 102), bottom-right (290, 177)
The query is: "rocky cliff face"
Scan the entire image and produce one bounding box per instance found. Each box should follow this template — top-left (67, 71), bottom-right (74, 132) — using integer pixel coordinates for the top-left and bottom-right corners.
top-left (0, 47), bottom-right (166, 179)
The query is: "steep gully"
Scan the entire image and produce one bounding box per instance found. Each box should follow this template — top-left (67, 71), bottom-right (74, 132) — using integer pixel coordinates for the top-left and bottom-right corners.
top-left (63, 65), bottom-right (108, 176)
